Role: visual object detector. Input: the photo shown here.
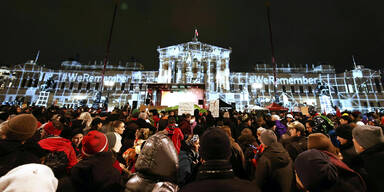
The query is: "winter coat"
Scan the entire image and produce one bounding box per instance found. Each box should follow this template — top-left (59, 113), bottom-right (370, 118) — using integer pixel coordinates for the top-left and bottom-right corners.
top-left (275, 120), bottom-right (287, 137)
top-left (177, 146), bottom-right (200, 186)
top-left (339, 141), bottom-right (357, 167)
top-left (282, 136), bottom-right (307, 161)
top-left (295, 149), bottom-right (366, 192)
top-left (351, 143), bottom-right (384, 192)
top-left (230, 141), bottom-right (247, 180)
top-left (179, 119), bottom-right (192, 136)
top-left (125, 133), bottom-right (179, 192)
top-left (252, 142), bottom-right (293, 192)
top-left (165, 124), bottom-right (184, 154)
top-left (71, 151), bottom-right (122, 192)
top-left (0, 140), bottom-right (41, 176)
top-left (180, 160), bottom-right (257, 192)
top-left (38, 137), bottom-right (78, 169)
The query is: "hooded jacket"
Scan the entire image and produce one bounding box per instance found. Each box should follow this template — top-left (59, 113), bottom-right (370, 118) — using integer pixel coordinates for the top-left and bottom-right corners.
top-left (295, 149), bottom-right (366, 192)
top-left (180, 160), bottom-right (256, 192)
top-left (125, 133), bottom-right (179, 192)
top-left (38, 137), bottom-right (78, 169)
top-left (351, 143), bottom-right (384, 192)
top-left (71, 151), bottom-right (122, 192)
top-left (253, 142), bottom-right (293, 192)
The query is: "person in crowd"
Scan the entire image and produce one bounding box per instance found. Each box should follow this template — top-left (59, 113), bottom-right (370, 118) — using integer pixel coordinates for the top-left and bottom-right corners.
top-left (304, 120), bottom-right (315, 136)
top-left (158, 111), bottom-right (169, 131)
top-left (122, 128), bottom-right (150, 173)
top-left (71, 130), bottom-right (122, 192)
top-left (237, 128), bottom-right (259, 180)
top-left (335, 124), bottom-right (357, 166)
top-left (271, 114), bottom-right (287, 139)
top-left (352, 125), bottom-right (384, 192)
top-left (137, 112), bottom-right (156, 133)
top-left (223, 111), bottom-right (235, 137)
top-left (339, 115), bottom-right (353, 126)
top-left (252, 129), bottom-right (293, 192)
top-left (295, 149), bottom-right (366, 192)
top-left (89, 117), bottom-right (103, 132)
top-left (71, 129), bottom-right (83, 156)
top-left (178, 134), bottom-right (200, 186)
top-left (0, 163), bottom-right (58, 192)
top-left (125, 132), bottom-right (179, 192)
top-left (165, 117), bottom-right (184, 154)
top-left (39, 115), bottom-right (78, 169)
top-left (238, 114), bottom-right (252, 139)
top-left (282, 121), bottom-right (307, 161)
top-left (106, 120), bottom-right (125, 153)
top-left (0, 114), bottom-right (41, 176)
top-left (220, 125), bottom-right (247, 179)
top-left (285, 114), bottom-right (295, 127)
top-left (307, 133), bottom-right (339, 156)
top-left (237, 128), bottom-right (258, 153)
top-left (179, 114), bottom-right (192, 136)
top-left (180, 128), bottom-right (256, 192)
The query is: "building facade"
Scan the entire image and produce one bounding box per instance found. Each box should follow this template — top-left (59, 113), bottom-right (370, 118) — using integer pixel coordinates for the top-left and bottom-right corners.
top-left (0, 39), bottom-right (383, 113)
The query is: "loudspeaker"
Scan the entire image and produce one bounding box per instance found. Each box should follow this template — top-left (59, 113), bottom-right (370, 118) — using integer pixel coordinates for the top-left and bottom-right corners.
top-left (132, 101), bottom-right (138, 109)
top-left (198, 99), bottom-right (204, 105)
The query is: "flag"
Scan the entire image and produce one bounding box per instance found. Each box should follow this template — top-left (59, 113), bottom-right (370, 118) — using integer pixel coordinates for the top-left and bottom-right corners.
top-left (195, 29), bottom-right (198, 37)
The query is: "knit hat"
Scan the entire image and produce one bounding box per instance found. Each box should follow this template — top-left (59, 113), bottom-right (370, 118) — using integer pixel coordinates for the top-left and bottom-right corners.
top-left (352, 125), bottom-right (384, 149)
top-left (2, 114), bottom-right (37, 141)
top-left (82, 130), bottom-right (108, 156)
top-left (260, 129), bottom-right (277, 146)
top-left (200, 128), bottom-right (231, 160)
top-left (0, 163), bottom-right (58, 192)
top-left (335, 125), bottom-right (353, 141)
top-left (308, 133), bottom-right (337, 155)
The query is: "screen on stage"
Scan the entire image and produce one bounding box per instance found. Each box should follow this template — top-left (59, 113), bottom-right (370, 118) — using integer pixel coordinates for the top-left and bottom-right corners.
top-left (161, 88), bottom-right (204, 107)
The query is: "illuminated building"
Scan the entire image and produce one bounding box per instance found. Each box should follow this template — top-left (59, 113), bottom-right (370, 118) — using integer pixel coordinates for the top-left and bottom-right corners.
top-left (0, 37), bottom-right (383, 113)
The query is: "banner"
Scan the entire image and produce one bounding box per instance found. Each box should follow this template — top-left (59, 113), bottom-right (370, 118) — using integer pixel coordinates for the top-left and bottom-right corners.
top-left (178, 102), bottom-right (194, 115)
top-left (209, 100), bottom-right (220, 118)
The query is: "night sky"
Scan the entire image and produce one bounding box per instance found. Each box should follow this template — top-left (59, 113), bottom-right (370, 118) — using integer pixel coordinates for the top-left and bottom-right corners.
top-left (1, 0), bottom-right (383, 73)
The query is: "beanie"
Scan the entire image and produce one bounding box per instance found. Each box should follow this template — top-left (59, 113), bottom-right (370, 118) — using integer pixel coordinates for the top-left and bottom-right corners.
top-left (3, 114), bottom-right (37, 141)
top-left (308, 133), bottom-right (337, 155)
top-left (82, 130), bottom-right (108, 156)
top-left (352, 125), bottom-right (384, 149)
top-left (335, 125), bottom-right (353, 141)
top-left (260, 129), bottom-right (277, 146)
top-left (200, 128), bottom-right (231, 160)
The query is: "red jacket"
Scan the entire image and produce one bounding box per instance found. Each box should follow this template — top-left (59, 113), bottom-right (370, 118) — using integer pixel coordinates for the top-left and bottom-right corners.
top-left (165, 124), bottom-right (184, 154)
top-left (38, 137), bottom-right (78, 169)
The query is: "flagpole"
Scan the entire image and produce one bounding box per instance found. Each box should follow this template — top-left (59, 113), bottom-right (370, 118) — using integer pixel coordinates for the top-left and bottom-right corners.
top-left (266, 1), bottom-right (278, 103)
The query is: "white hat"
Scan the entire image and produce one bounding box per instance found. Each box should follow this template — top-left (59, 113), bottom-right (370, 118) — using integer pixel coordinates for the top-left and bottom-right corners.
top-left (0, 164), bottom-right (58, 192)
top-left (286, 114), bottom-right (294, 120)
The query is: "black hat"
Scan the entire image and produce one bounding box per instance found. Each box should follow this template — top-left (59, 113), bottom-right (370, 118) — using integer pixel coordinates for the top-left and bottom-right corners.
top-left (199, 128), bottom-right (231, 160)
top-left (335, 125), bottom-right (353, 141)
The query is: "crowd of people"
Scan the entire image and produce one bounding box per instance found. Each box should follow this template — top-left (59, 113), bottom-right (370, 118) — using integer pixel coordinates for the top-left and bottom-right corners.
top-left (0, 104), bottom-right (384, 192)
